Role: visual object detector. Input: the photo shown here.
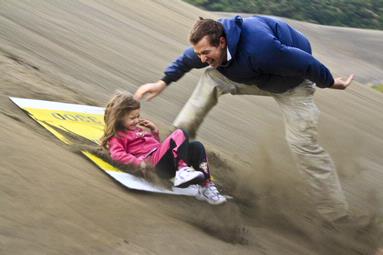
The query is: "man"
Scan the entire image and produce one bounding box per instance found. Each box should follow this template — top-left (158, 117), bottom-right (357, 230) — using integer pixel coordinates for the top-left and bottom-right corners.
top-left (135, 15), bottom-right (354, 222)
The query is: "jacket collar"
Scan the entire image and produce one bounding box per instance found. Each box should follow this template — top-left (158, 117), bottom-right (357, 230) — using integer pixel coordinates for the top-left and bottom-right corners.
top-left (218, 15), bottom-right (243, 61)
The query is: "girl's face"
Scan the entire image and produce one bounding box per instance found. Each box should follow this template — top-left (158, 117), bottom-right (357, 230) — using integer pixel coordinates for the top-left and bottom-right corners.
top-left (121, 109), bottom-right (140, 130)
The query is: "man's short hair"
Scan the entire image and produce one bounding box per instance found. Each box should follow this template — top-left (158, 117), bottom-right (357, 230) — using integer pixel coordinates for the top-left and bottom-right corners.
top-left (189, 17), bottom-right (225, 47)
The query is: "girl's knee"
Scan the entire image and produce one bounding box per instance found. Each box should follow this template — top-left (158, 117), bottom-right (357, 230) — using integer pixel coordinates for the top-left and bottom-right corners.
top-left (174, 128), bottom-right (190, 140)
top-left (190, 141), bottom-right (205, 151)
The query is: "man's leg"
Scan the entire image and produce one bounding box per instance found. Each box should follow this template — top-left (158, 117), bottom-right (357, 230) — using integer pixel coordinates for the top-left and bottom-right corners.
top-left (173, 68), bottom-right (270, 137)
top-left (173, 68), bottom-right (232, 137)
top-left (274, 80), bottom-right (349, 221)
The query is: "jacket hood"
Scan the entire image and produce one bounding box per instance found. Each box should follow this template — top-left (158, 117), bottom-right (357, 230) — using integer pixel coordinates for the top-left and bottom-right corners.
top-left (218, 15), bottom-right (243, 60)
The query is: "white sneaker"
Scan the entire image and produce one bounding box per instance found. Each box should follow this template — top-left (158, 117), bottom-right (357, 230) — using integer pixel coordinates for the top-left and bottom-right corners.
top-left (195, 182), bottom-right (227, 205)
top-left (174, 167), bottom-right (205, 187)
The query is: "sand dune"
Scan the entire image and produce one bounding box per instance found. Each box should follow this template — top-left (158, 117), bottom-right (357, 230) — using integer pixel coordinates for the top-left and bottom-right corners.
top-left (1, 1), bottom-right (383, 254)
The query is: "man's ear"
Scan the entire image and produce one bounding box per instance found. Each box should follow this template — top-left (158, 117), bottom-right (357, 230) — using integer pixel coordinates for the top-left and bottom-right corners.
top-left (219, 36), bottom-right (226, 48)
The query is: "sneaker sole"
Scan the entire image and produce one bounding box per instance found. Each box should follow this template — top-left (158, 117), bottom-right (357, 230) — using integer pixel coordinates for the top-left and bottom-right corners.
top-left (195, 194), bottom-right (227, 205)
top-left (174, 173), bottom-right (205, 188)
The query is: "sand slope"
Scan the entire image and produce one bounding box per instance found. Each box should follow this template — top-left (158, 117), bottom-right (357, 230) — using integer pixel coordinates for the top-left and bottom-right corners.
top-left (1, 1), bottom-right (383, 254)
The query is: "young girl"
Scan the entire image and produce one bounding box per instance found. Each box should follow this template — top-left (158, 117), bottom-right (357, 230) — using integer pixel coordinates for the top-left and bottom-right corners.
top-left (100, 91), bottom-right (226, 205)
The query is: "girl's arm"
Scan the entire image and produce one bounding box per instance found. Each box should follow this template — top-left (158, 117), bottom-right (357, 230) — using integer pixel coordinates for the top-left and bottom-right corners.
top-left (108, 138), bottom-right (143, 166)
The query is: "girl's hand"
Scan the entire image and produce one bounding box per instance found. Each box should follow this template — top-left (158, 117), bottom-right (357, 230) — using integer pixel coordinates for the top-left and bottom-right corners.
top-left (139, 119), bottom-right (159, 133)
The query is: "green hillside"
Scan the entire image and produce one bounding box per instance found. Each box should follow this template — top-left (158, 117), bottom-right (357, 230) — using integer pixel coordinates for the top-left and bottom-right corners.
top-left (184, 0), bottom-right (383, 30)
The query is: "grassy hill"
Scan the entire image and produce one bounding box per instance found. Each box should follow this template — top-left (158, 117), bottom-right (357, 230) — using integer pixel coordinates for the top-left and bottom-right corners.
top-left (184, 0), bottom-right (383, 30)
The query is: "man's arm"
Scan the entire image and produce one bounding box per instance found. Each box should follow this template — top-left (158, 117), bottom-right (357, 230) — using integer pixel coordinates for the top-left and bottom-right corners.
top-left (162, 47), bottom-right (207, 85)
top-left (258, 38), bottom-right (354, 89)
top-left (134, 47), bottom-right (207, 101)
top-left (257, 38), bottom-right (336, 88)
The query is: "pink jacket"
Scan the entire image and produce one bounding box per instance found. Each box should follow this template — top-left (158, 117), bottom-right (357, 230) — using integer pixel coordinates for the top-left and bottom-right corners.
top-left (108, 127), bottom-right (160, 166)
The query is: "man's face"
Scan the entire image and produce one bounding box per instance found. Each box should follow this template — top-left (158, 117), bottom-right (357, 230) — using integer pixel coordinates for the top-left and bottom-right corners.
top-left (193, 35), bottom-right (227, 68)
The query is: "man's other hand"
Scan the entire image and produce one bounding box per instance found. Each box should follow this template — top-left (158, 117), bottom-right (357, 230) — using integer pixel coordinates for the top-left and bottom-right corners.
top-left (330, 74), bottom-right (354, 90)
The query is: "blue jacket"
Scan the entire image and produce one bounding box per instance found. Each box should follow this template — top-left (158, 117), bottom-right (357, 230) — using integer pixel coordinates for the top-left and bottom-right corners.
top-left (162, 16), bottom-right (334, 93)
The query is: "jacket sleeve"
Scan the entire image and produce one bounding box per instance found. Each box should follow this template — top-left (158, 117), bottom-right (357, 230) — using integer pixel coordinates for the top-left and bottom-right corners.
top-left (161, 47), bottom-right (208, 85)
top-left (257, 38), bottom-right (334, 88)
top-left (108, 137), bottom-right (143, 166)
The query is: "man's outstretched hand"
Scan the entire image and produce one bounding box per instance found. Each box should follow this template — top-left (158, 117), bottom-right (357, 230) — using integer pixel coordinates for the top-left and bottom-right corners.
top-left (330, 74), bottom-right (354, 90)
top-left (134, 80), bottom-right (167, 101)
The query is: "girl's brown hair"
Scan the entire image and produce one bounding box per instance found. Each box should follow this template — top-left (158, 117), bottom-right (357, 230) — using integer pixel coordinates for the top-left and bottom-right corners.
top-left (100, 91), bottom-right (140, 150)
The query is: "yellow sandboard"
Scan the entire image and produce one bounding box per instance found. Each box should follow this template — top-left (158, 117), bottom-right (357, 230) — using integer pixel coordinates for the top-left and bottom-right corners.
top-left (10, 97), bottom-right (198, 196)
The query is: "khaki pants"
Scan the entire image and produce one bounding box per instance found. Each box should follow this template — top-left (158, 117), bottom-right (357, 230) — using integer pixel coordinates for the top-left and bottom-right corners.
top-left (174, 68), bottom-right (349, 221)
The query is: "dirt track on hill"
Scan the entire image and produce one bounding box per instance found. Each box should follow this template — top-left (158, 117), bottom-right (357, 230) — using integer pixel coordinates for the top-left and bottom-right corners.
top-left (1, 1), bottom-right (383, 254)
